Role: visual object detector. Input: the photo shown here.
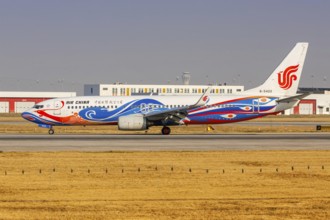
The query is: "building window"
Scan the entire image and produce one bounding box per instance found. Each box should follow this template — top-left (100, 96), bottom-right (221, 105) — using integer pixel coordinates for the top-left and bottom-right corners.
top-left (112, 88), bottom-right (118, 96)
top-left (91, 88), bottom-right (93, 94)
top-left (120, 88), bottom-right (125, 95)
top-left (103, 88), bottom-right (108, 91)
top-left (326, 107), bottom-right (329, 112)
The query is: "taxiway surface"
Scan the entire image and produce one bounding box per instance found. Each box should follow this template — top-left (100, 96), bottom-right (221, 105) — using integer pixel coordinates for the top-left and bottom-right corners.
top-left (0, 133), bottom-right (329, 151)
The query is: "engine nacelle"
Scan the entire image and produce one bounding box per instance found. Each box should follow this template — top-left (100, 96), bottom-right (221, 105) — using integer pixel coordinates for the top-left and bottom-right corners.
top-left (118, 114), bottom-right (148, 130)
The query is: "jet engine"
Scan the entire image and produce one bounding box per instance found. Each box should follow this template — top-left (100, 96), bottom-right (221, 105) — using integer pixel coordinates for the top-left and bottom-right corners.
top-left (118, 114), bottom-right (148, 130)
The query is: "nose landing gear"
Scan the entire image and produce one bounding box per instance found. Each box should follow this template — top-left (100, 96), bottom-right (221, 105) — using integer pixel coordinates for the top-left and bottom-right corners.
top-left (48, 128), bottom-right (55, 135)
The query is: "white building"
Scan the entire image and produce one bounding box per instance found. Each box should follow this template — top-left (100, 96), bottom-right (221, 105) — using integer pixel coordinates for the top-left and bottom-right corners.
top-left (284, 91), bottom-right (330, 115)
top-left (84, 84), bottom-right (330, 115)
top-left (0, 91), bottom-right (76, 113)
top-left (84, 83), bottom-right (244, 96)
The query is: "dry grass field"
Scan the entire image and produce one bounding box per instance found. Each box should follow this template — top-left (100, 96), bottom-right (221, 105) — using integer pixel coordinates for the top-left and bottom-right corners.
top-left (0, 151), bottom-right (329, 219)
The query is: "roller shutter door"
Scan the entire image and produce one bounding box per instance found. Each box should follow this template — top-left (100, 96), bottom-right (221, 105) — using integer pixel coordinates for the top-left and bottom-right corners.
top-left (0, 102), bottom-right (9, 113)
top-left (299, 103), bottom-right (313, 115)
top-left (15, 102), bottom-right (35, 113)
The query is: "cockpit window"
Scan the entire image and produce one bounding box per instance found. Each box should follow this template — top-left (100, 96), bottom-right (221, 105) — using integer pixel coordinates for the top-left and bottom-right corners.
top-left (33, 105), bottom-right (44, 109)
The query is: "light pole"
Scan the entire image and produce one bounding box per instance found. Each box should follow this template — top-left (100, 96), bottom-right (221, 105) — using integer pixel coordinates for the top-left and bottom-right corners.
top-left (58, 79), bottom-right (64, 91)
top-left (323, 76), bottom-right (327, 87)
top-left (310, 75), bottom-right (314, 89)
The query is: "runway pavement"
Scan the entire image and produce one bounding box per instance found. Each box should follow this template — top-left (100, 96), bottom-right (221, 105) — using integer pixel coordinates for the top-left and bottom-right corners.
top-left (0, 133), bottom-right (329, 151)
top-left (1, 121), bottom-right (328, 126)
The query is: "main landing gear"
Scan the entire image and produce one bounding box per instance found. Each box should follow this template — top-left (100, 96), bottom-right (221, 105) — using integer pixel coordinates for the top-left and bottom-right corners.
top-left (161, 126), bottom-right (171, 135)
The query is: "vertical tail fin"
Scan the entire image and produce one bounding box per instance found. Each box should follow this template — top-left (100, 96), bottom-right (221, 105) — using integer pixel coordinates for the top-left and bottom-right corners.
top-left (246, 42), bottom-right (308, 96)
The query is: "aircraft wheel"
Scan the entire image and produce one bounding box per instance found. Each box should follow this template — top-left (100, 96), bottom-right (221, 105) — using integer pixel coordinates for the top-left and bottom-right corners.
top-left (161, 126), bottom-right (171, 135)
top-left (48, 129), bottom-right (55, 135)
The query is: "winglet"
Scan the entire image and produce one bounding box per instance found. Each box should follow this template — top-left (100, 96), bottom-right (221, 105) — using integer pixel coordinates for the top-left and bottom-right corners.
top-left (192, 87), bottom-right (212, 107)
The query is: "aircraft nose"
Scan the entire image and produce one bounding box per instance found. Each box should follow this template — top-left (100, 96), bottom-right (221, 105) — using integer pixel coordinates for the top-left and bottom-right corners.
top-left (21, 111), bottom-right (35, 122)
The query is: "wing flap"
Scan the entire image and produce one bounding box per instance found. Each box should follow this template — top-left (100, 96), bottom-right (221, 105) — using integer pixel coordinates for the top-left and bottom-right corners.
top-left (144, 87), bottom-right (212, 124)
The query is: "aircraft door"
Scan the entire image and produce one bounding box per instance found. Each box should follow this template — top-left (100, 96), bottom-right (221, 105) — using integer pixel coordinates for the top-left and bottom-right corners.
top-left (252, 99), bottom-right (260, 113)
top-left (53, 100), bottom-right (63, 115)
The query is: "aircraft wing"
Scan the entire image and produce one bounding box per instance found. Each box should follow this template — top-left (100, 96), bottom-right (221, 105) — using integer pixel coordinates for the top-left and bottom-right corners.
top-left (144, 87), bottom-right (212, 124)
top-left (276, 93), bottom-right (311, 103)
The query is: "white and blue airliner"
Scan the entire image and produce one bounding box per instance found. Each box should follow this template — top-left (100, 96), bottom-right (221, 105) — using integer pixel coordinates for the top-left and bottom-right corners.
top-left (22, 43), bottom-right (309, 135)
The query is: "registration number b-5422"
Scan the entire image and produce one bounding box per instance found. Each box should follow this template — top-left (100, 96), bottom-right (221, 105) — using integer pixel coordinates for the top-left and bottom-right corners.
top-left (259, 90), bottom-right (272, 93)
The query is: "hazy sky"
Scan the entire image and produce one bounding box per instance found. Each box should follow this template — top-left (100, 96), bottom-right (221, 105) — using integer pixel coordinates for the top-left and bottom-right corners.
top-left (0, 0), bottom-right (329, 94)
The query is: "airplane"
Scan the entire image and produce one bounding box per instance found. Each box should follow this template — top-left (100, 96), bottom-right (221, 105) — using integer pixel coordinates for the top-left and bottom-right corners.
top-left (22, 42), bottom-right (309, 135)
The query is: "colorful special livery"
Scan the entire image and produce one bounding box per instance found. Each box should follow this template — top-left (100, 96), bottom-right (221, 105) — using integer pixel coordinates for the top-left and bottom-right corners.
top-left (22, 43), bottom-right (309, 135)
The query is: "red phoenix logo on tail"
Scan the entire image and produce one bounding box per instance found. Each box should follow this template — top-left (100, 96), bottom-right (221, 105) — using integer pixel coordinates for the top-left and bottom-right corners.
top-left (277, 65), bottom-right (299, 90)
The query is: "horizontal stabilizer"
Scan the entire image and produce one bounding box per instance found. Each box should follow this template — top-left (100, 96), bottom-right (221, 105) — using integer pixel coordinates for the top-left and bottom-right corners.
top-left (276, 93), bottom-right (310, 103)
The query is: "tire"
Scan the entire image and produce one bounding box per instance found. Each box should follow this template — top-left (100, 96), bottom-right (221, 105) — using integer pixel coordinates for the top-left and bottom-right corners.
top-left (48, 129), bottom-right (55, 135)
top-left (161, 126), bottom-right (171, 135)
